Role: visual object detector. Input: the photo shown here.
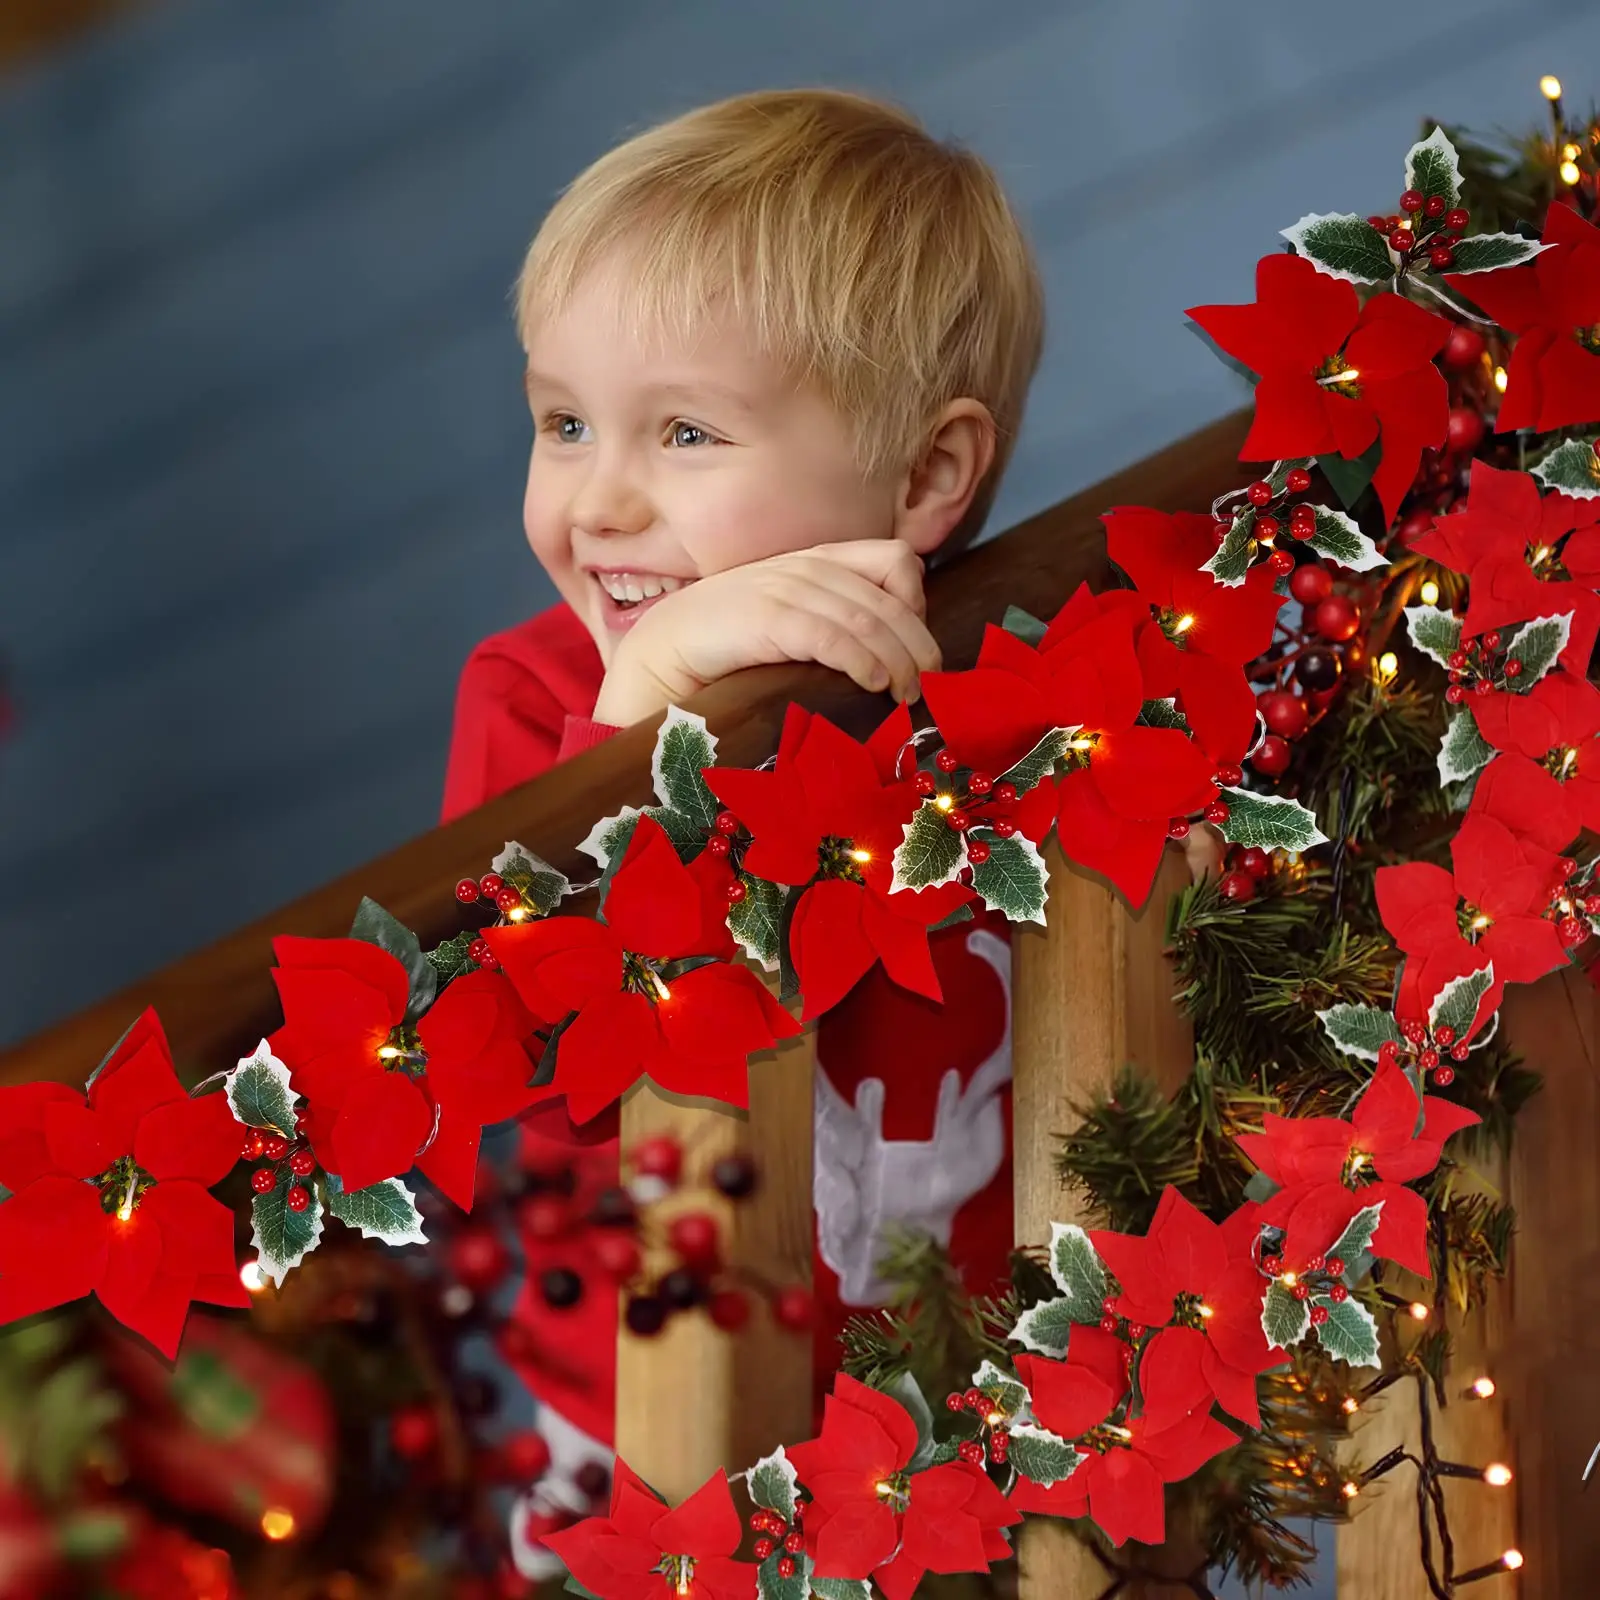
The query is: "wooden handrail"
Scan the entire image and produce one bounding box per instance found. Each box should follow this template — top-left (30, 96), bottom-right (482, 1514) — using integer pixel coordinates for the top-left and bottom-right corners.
top-left (0, 410), bottom-right (1251, 1086)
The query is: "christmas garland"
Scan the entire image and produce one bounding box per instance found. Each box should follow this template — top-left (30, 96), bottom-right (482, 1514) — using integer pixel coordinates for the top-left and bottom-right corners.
top-left (4, 112), bottom-right (1600, 1600)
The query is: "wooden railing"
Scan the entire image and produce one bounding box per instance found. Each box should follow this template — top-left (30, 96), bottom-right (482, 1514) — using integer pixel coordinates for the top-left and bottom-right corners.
top-left (3, 409), bottom-right (1590, 1598)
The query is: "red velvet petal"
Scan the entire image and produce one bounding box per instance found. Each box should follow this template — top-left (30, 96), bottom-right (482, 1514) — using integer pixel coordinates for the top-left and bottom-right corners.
top-left (1494, 329), bottom-right (1554, 431)
top-left (1087, 1229), bottom-right (1173, 1326)
top-left (1055, 771), bottom-right (1170, 909)
top-left (1352, 1060), bottom-right (1425, 1155)
top-left (901, 1474), bottom-right (991, 1574)
top-left (604, 818), bottom-right (714, 959)
top-left (1139, 1326), bottom-right (1212, 1431)
top-left (1368, 1183), bottom-right (1432, 1276)
top-left (1094, 727), bottom-right (1218, 820)
top-left (1243, 370), bottom-right (1340, 459)
top-left (705, 765), bottom-right (820, 886)
top-left (1152, 1186), bottom-right (1228, 1294)
top-left (1368, 365), bottom-right (1449, 525)
top-left (329, 1072), bottom-right (434, 1193)
top-left (791, 880), bottom-right (876, 1020)
top-left (1281, 1185), bottom-right (1365, 1272)
top-left (0, 1176), bottom-right (109, 1325)
top-left (1087, 1449), bottom-right (1167, 1547)
top-left (810, 1497), bottom-right (898, 1580)
top-left (651, 1470), bottom-right (742, 1560)
top-left (1138, 1407), bottom-right (1240, 1483)
top-left (0, 1083), bottom-right (82, 1191)
top-left (921, 666), bottom-right (1055, 778)
top-left (861, 890), bottom-right (944, 1005)
top-left (271, 937), bottom-right (411, 1025)
top-left (1374, 862), bottom-right (1460, 955)
top-left (486, 916), bottom-right (621, 1018)
top-left (1175, 653), bottom-right (1260, 765)
top-left (1471, 755), bottom-right (1581, 853)
top-left (90, 1029), bottom-right (187, 1140)
top-left (1171, 564), bottom-right (1286, 667)
top-left (1535, 330), bottom-right (1600, 433)
top-left (43, 1103), bottom-right (126, 1180)
top-left (272, 967), bottom-right (395, 1053)
top-left (1200, 1339), bottom-right (1264, 1429)
top-left (1444, 263), bottom-right (1545, 332)
top-left (1014, 1354), bottom-right (1118, 1440)
top-left (133, 1091), bottom-right (243, 1188)
top-left (1345, 291), bottom-right (1449, 380)
top-left (554, 990), bottom-right (659, 1124)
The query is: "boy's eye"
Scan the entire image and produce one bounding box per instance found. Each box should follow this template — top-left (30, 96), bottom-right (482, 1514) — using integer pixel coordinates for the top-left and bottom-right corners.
top-left (546, 414), bottom-right (591, 443)
top-left (669, 421), bottom-right (715, 448)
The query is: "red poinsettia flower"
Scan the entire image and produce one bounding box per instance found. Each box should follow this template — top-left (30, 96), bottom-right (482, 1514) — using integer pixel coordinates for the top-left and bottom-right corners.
top-left (1010, 1331), bottom-right (1237, 1546)
top-left (542, 1463), bottom-right (754, 1600)
top-left (786, 1372), bottom-right (1019, 1600)
top-left (704, 705), bottom-right (973, 1019)
top-left (269, 942), bottom-right (539, 1205)
top-left (1448, 202), bottom-right (1600, 432)
top-left (488, 818), bottom-right (799, 1120)
top-left (1187, 254), bottom-right (1450, 524)
top-left (1470, 670), bottom-right (1600, 846)
top-left (1376, 813), bottom-right (1568, 1002)
top-left (1090, 1188), bottom-right (1282, 1427)
top-left (1102, 506), bottom-right (1286, 763)
top-left (1410, 461), bottom-right (1600, 668)
top-left (1237, 1062), bottom-right (1480, 1277)
top-left (0, 1011), bottom-right (248, 1359)
top-left (923, 588), bottom-right (1218, 906)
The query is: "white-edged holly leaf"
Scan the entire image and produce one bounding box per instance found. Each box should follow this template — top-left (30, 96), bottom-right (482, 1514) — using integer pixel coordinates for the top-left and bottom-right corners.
top-left (226, 1042), bottom-right (297, 1136)
top-left (652, 706), bottom-right (721, 830)
top-left (1317, 1004), bottom-right (1402, 1062)
top-left (1281, 211), bottom-right (1396, 284)
top-left (1405, 127), bottom-right (1462, 211)
top-left (577, 806), bottom-right (644, 869)
top-left (642, 805), bottom-right (708, 860)
top-left (324, 1173), bottom-right (427, 1247)
top-left (1448, 233), bottom-right (1552, 274)
top-left (1138, 698), bottom-right (1190, 732)
top-left (1009, 1296), bottom-right (1075, 1358)
top-left (1262, 1280), bottom-right (1310, 1349)
top-left (1317, 441), bottom-right (1382, 510)
top-left (1504, 613), bottom-right (1573, 687)
top-left (425, 931), bottom-right (477, 983)
top-left (971, 833), bottom-right (1049, 925)
top-left (1405, 606), bottom-right (1463, 669)
top-left (1305, 506), bottom-right (1386, 573)
top-left (350, 898), bottom-right (436, 1021)
top-left (1217, 787), bottom-right (1328, 851)
top-left (251, 1174), bottom-right (324, 1287)
top-left (492, 842), bottom-right (571, 915)
top-left (1326, 1203), bottom-right (1384, 1267)
top-left (1049, 1222), bottom-right (1108, 1312)
top-left (892, 803), bottom-right (966, 891)
top-left (1314, 1295), bottom-right (1381, 1367)
top-left (1002, 605), bottom-right (1048, 647)
top-left (973, 1359), bottom-right (1030, 1420)
top-left (756, 1553), bottom-right (809, 1600)
top-left (811, 1581), bottom-right (872, 1600)
top-left (1438, 708), bottom-right (1495, 785)
top-left (748, 1446), bottom-right (798, 1520)
top-left (1203, 511), bottom-right (1256, 587)
top-left (997, 726), bottom-right (1076, 793)
top-left (1428, 963), bottom-right (1496, 1042)
top-left (1008, 1424), bottom-right (1085, 1488)
top-left (728, 874), bottom-right (786, 970)
top-left (1532, 437), bottom-right (1600, 497)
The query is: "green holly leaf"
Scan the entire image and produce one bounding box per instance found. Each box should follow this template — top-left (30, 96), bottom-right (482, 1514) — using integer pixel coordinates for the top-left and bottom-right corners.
top-left (1305, 506), bottom-right (1386, 573)
top-left (643, 805), bottom-right (709, 861)
top-left (1428, 962), bottom-right (1496, 1042)
top-left (226, 1042), bottom-right (297, 1136)
top-left (1203, 510), bottom-right (1256, 587)
top-left (1262, 1281), bottom-right (1311, 1349)
top-left (927, 902), bottom-right (976, 933)
top-left (1138, 698), bottom-right (1189, 732)
top-left (1243, 1169), bottom-right (1280, 1204)
top-left (1281, 211), bottom-right (1396, 284)
top-left (1009, 1295), bottom-right (1075, 1358)
top-left (776, 887), bottom-right (801, 1005)
top-left (748, 1445), bottom-right (799, 1520)
top-left (1216, 787), bottom-right (1328, 852)
top-left (810, 1580), bottom-right (872, 1600)
top-left (653, 706), bottom-right (721, 831)
top-left (324, 1173), bottom-right (427, 1247)
top-left (251, 1173), bottom-right (324, 1287)
top-left (971, 833), bottom-right (1049, 925)
top-left (350, 897), bottom-right (436, 1021)
top-left (1326, 1203), bottom-right (1385, 1267)
top-left (425, 930), bottom-right (478, 983)
top-left (1316, 441), bottom-right (1382, 511)
top-left (1313, 1295), bottom-right (1381, 1367)
top-left (973, 1358), bottom-right (1029, 1420)
top-left (728, 874), bottom-right (786, 970)
top-left (1532, 437), bottom-right (1600, 497)
top-left (1504, 613), bottom-right (1573, 688)
top-left (1448, 232), bottom-right (1552, 274)
top-left (1404, 605), bottom-right (1463, 669)
top-left (1437, 707), bottom-right (1495, 785)
top-left (892, 803), bottom-right (966, 891)
top-left (563, 1578), bottom-right (604, 1599)
top-left (1049, 1222), bottom-right (1108, 1313)
top-left (492, 842), bottom-right (571, 916)
top-left (997, 726), bottom-right (1076, 793)
top-left (1404, 127), bottom-right (1462, 211)
top-left (577, 806), bottom-right (644, 869)
top-left (1317, 1004), bottom-right (1403, 1062)
top-left (1001, 604), bottom-right (1048, 647)
top-left (1008, 1423), bottom-right (1085, 1488)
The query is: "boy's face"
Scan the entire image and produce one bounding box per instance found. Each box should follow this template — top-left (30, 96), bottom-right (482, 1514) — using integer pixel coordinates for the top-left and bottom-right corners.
top-left (521, 260), bottom-right (900, 664)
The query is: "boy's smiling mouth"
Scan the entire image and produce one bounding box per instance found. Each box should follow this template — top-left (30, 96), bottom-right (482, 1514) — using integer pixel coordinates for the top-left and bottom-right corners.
top-left (586, 567), bottom-right (696, 631)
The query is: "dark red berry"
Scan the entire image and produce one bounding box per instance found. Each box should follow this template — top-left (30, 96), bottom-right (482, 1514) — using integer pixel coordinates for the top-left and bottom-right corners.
top-left (1261, 690), bottom-right (1308, 740)
top-left (1419, 1047), bottom-right (1441, 1069)
top-left (945, 809), bottom-right (971, 832)
top-left (914, 771), bottom-right (937, 796)
top-left (1310, 1305), bottom-right (1331, 1326)
top-left (1402, 1019), bottom-right (1428, 1044)
top-left (1262, 1255), bottom-right (1284, 1276)
top-left (777, 1558), bottom-right (796, 1580)
top-left (1450, 1042), bottom-right (1470, 1061)
top-left (706, 835), bottom-right (731, 857)
top-left (784, 1533), bottom-right (805, 1555)
top-left (1390, 228), bottom-right (1415, 253)
top-left (289, 1148), bottom-right (316, 1178)
top-left (1428, 245), bottom-right (1455, 269)
top-left (1219, 870), bottom-right (1255, 903)
top-left (727, 879), bottom-right (748, 904)
top-left (714, 809), bottom-right (740, 836)
top-left (1432, 1066), bottom-right (1457, 1086)
top-left (1100, 1313), bottom-right (1120, 1333)
top-left (1246, 480), bottom-right (1273, 506)
top-left (495, 886), bottom-right (522, 914)
top-left (946, 1392), bottom-right (967, 1413)
top-left (1433, 1025), bottom-right (1456, 1047)
top-left (286, 1185), bottom-right (311, 1213)
top-left (1287, 467), bottom-right (1313, 492)
top-left (1399, 188), bottom-right (1424, 212)
top-left (1447, 407), bottom-right (1486, 454)
top-left (1204, 800), bottom-right (1231, 825)
top-left (966, 838), bottom-right (991, 865)
top-left (499, 1430), bottom-right (553, 1484)
top-left (1252, 735), bottom-right (1292, 777)
top-left (1329, 1283), bottom-right (1350, 1303)
top-left (593, 1232), bottom-right (641, 1281)
top-left (451, 1226), bottom-right (512, 1292)
top-left (1311, 595), bottom-right (1359, 643)
top-left (1445, 207), bottom-right (1470, 231)
top-left (1441, 324), bottom-right (1484, 370)
top-left (993, 781), bottom-right (1017, 803)
top-left (936, 750), bottom-right (960, 772)
top-left (1267, 548), bottom-right (1295, 575)
top-left (963, 1387), bottom-right (987, 1410)
top-left (1289, 562), bottom-right (1332, 606)
top-left (1446, 684), bottom-right (1466, 704)
top-left (753, 1538), bottom-right (776, 1561)
top-left (251, 1168), bottom-right (277, 1195)
top-left (1484, 630), bottom-right (1503, 654)
top-left (1448, 649), bottom-right (1469, 669)
top-left (1378, 1040), bottom-right (1401, 1067)
top-left (993, 818), bottom-right (1018, 838)
top-left (242, 1129), bottom-right (266, 1159)
top-left (1239, 846), bottom-right (1271, 878)
top-left (1585, 895), bottom-right (1600, 915)
top-left (479, 874), bottom-right (505, 899)
top-left (1367, 214), bottom-right (1390, 231)
top-left (456, 877), bottom-right (481, 903)
top-left (469, 937), bottom-right (497, 969)
top-left (1424, 195), bottom-right (1447, 219)
top-left (1505, 659), bottom-right (1524, 678)
top-left (968, 771), bottom-right (994, 795)
top-left (263, 1135), bottom-right (289, 1161)
top-left (1292, 1282), bottom-right (1311, 1301)
top-left (773, 1286), bottom-right (813, 1330)
top-left (958, 1440), bottom-right (985, 1465)
top-left (1254, 514), bottom-right (1281, 543)
top-left (631, 1135), bottom-right (683, 1185)
top-left (667, 1212), bottom-right (720, 1267)
top-left (1167, 817), bottom-right (1191, 840)
top-left (1473, 678), bottom-right (1494, 696)
top-left (1558, 915), bottom-right (1588, 947)
top-left (1326, 1257), bottom-right (1345, 1277)
top-left (709, 1289), bottom-right (751, 1332)
top-left (389, 1404), bottom-right (439, 1460)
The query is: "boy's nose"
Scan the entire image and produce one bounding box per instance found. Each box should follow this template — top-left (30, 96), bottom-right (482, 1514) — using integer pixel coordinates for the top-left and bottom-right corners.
top-left (569, 457), bottom-right (654, 537)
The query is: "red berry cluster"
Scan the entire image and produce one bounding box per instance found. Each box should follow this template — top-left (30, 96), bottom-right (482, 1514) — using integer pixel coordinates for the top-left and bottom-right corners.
top-left (748, 1504), bottom-right (805, 1576)
top-left (1379, 1020), bottom-right (1468, 1088)
top-left (1442, 629), bottom-right (1522, 705)
top-left (1220, 464), bottom-right (1319, 579)
top-left (242, 1121), bottom-right (317, 1211)
top-left (1217, 843), bottom-right (1275, 905)
top-left (915, 753), bottom-right (1019, 867)
top-left (1545, 856), bottom-right (1599, 951)
top-left (1259, 1250), bottom-right (1350, 1313)
top-left (452, 871), bottom-right (533, 969)
top-left (943, 1385), bottom-right (1012, 1468)
top-left (1366, 192), bottom-right (1471, 273)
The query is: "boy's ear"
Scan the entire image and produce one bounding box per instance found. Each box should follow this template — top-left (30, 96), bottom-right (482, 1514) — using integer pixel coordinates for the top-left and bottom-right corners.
top-left (893, 400), bottom-right (998, 557)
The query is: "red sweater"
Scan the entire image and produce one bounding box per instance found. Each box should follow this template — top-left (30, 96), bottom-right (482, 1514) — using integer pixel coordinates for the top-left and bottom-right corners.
top-left (443, 603), bottom-right (1015, 1450)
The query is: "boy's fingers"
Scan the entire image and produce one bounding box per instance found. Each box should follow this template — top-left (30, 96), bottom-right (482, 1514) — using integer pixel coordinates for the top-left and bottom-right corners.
top-left (798, 564), bottom-right (943, 675)
top-left (799, 540), bottom-right (928, 617)
top-left (761, 580), bottom-right (925, 702)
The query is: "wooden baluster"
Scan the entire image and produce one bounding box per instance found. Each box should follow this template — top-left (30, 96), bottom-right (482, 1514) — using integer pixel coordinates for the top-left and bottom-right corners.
top-left (1011, 844), bottom-right (1198, 1599)
top-left (614, 983), bottom-right (816, 1503)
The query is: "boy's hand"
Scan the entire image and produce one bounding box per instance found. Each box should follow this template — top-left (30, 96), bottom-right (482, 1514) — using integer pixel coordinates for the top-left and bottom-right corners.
top-left (591, 541), bottom-right (941, 728)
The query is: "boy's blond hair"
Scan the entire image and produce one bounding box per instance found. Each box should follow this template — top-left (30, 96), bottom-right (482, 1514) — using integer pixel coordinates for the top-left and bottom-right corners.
top-left (516, 88), bottom-right (1045, 541)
